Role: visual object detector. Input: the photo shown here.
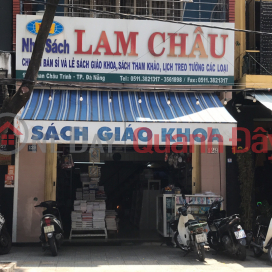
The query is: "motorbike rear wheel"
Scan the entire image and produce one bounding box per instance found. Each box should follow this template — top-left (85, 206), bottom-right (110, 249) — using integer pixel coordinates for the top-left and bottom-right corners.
top-left (236, 244), bottom-right (246, 261)
top-left (197, 244), bottom-right (205, 262)
top-left (0, 228), bottom-right (12, 255)
top-left (48, 236), bottom-right (58, 257)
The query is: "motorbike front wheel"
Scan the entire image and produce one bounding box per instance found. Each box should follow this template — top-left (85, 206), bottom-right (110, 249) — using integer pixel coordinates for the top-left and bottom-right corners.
top-left (196, 244), bottom-right (205, 262)
top-left (236, 244), bottom-right (246, 261)
top-left (173, 232), bottom-right (187, 252)
top-left (268, 244), bottom-right (272, 264)
top-left (0, 228), bottom-right (12, 255)
top-left (253, 237), bottom-right (263, 258)
top-left (207, 231), bottom-right (218, 250)
top-left (48, 236), bottom-right (57, 256)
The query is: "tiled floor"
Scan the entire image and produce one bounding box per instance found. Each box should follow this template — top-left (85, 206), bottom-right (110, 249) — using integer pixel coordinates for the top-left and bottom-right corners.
top-left (1, 244), bottom-right (272, 272)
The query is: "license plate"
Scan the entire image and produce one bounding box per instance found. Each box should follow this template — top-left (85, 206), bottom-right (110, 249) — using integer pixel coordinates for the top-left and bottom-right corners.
top-left (196, 233), bottom-right (207, 243)
top-left (234, 229), bottom-right (246, 239)
top-left (44, 225), bottom-right (54, 233)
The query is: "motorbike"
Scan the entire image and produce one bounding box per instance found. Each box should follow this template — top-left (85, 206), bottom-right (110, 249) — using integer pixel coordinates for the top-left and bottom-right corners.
top-left (34, 200), bottom-right (64, 256)
top-left (251, 215), bottom-right (272, 264)
top-left (170, 199), bottom-right (208, 262)
top-left (206, 199), bottom-right (247, 261)
top-left (0, 212), bottom-right (12, 255)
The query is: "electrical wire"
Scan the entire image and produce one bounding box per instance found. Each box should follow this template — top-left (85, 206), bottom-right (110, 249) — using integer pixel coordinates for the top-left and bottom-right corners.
top-left (23, 0), bottom-right (272, 36)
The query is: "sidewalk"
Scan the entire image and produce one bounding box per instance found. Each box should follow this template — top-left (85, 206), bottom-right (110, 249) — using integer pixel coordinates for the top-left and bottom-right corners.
top-left (1, 244), bottom-right (272, 272)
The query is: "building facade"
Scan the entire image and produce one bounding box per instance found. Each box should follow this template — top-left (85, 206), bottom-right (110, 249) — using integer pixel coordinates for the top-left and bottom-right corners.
top-left (225, 0), bottom-right (272, 216)
top-left (11, 0), bottom-right (236, 242)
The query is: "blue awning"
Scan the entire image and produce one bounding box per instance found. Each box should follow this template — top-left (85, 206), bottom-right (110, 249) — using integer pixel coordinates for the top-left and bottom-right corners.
top-left (20, 89), bottom-right (236, 124)
top-left (254, 93), bottom-right (272, 111)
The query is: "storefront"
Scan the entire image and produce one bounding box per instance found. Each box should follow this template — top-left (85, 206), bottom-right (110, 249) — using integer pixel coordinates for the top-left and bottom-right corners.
top-left (12, 89), bottom-right (236, 242)
top-left (13, 15), bottom-right (236, 242)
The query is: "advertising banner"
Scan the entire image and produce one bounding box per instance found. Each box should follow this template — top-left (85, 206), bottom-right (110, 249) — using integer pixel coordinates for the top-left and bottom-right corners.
top-left (18, 120), bottom-right (236, 146)
top-left (5, 174), bottom-right (14, 188)
top-left (16, 15), bottom-right (234, 85)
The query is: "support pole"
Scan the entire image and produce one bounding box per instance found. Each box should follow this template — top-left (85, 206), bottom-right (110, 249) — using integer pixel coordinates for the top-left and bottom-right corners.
top-left (44, 144), bottom-right (57, 201)
top-left (192, 145), bottom-right (201, 194)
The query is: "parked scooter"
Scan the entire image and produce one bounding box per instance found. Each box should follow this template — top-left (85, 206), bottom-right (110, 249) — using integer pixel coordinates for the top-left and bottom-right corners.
top-left (206, 199), bottom-right (247, 261)
top-left (170, 199), bottom-right (208, 262)
top-left (251, 215), bottom-right (272, 264)
top-left (34, 201), bottom-right (64, 256)
top-left (0, 212), bottom-right (12, 255)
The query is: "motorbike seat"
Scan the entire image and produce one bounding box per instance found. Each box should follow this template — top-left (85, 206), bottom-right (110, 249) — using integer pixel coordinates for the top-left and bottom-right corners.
top-left (185, 219), bottom-right (199, 228)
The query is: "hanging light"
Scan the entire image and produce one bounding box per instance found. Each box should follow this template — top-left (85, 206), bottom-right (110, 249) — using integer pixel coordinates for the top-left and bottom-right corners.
top-left (196, 98), bottom-right (199, 105)
top-left (167, 93), bottom-right (171, 105)
top-left (109, 91), bottom-right (112, 103)
top-left (48, 86), bottom-right (52, 101)
top-left (253, 95), bottom-right (257, 103)
top-left (138, 92), bottom-right (142, 104)
top-left (223, 91), bottom-right (227, 105)
top-left (80, 91), bottom-right (83, 102)
top-left (49, 88), bottom-right (52, 101)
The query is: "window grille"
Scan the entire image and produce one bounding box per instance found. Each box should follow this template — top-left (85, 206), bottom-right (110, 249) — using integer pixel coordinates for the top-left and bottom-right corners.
top-left (22, 0), bottom-right (227, 22)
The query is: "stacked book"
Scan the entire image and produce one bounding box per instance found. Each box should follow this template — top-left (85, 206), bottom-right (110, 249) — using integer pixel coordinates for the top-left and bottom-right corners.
top-left (90, 177), bottom-right (99, 189)
top-left (73, 200), bottom-right (81, 211)
top-left (93, 200), bottom-right (106, 228)
top-left (105, 210), bottom-right (117, 230)
top-left (71, 200), bottom-right (92, 229)
top-left (71, 211), bottom-right (82, 222)
top-left (81, 212), bottom-right (93, 228)
top-left (71, 211), bottom-right (82, 228)
top-left (80, 173), bottom-right (89, 183)
top-left (76, 188), bottom-right (82, 200)
top-left (86, 202), bottom-right (93, 213)
top-left (83, 187), bottom-right (90, 200)
top-left (93, 211), bottom-right (106, 228)
top-left (96, 188), bottom-right (107, 200)
top-left (80, 201), bottom-right (87, 212)
top-left (89, 190), bottom-right (96, 201)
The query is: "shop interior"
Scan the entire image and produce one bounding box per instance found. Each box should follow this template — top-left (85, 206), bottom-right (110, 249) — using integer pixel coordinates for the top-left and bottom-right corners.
top-left (56, 145), bottom-right (192, 241)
